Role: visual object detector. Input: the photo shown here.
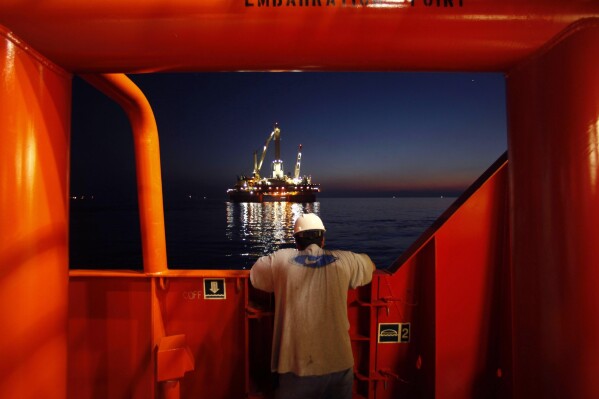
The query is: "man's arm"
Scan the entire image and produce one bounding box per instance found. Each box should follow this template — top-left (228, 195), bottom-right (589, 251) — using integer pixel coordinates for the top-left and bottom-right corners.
top-left (349, 253), bottom-right (376, 289)
top-left (250, 254), bottom-right (275, 293)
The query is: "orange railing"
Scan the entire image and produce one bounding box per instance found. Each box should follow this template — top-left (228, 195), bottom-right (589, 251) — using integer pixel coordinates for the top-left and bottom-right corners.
top-left (81, 74), bottom-right (168, 275)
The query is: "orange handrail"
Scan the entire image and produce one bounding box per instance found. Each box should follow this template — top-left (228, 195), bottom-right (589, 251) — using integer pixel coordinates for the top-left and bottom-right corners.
top-left (81, 73), bottom-right (168, 275)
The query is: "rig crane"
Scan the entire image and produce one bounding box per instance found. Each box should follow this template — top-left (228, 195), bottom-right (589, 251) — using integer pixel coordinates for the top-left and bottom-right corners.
top-left (229, 123), bottom-right (319, 202)
top-left (253, 123), bottom-right (282, 179)
top-left (294, 144), bottom-right (302, 180)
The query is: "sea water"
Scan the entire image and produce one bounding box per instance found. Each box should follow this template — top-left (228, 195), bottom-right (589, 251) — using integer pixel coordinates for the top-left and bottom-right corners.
top-left (70, 197), bottom-right (456, 270)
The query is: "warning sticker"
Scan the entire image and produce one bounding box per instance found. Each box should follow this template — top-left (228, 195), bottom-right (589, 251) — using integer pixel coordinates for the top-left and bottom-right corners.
top-left (203, 278), bottom-right (226, 300)
top-left (378, 323), bottom-right (410, 343)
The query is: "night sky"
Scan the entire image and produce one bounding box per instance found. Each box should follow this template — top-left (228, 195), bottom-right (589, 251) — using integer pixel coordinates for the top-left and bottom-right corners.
top-left (70, 72), bottom-right (507, 203)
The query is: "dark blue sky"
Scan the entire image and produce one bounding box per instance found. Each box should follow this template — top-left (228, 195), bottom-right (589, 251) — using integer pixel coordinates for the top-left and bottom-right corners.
top-left (70, 72), bottom-right (507, 201)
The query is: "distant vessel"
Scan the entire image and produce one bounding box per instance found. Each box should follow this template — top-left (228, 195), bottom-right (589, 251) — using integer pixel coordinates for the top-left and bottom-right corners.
top-left (227, 123), bottom-right (320, 202)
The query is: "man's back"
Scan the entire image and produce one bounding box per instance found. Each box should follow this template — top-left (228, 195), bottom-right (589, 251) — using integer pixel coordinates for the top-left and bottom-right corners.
top-left (250, 243), bottom-right (375, 376)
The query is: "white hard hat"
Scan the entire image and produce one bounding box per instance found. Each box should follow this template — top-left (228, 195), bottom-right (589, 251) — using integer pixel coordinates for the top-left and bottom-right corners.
top-left (294, 213), bottom-right (326, 235)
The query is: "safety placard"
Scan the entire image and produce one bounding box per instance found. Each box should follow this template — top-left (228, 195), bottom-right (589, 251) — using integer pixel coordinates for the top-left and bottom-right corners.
top-left (378, 323), bottom-right (410, 344)
top-left (203, 278), bottom-right (226, 300)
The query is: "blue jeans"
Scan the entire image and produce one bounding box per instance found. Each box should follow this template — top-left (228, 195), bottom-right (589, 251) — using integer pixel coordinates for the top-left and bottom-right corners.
top-left (275, 368), bottom-right (353, 399)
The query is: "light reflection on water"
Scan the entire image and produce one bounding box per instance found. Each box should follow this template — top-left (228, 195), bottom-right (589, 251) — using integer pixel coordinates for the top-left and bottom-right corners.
top-left (70, 197), bottom-right (455, 270)
top-left (226, 201), bottom-right (320, 258)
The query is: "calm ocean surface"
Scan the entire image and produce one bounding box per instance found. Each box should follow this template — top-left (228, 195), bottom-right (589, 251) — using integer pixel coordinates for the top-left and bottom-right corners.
top-left (70, 197), bottom-right (456, 270)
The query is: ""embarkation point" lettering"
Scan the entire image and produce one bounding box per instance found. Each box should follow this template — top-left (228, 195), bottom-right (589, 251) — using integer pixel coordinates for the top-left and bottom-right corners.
top-left (245, 0), bottom-right (464, 7)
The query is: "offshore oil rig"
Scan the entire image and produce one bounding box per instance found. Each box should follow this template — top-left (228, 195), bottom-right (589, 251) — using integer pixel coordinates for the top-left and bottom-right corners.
top-left (227, 123), bottom-right (320, 202)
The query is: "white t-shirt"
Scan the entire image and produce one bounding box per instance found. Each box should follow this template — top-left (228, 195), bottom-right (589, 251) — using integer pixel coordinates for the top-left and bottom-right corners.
top-left (250, 244), bottom-right (375, 376)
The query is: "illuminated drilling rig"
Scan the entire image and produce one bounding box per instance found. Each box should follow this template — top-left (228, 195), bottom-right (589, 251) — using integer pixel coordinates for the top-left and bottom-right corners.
top-left (227, 123), bottom-right (320, 202)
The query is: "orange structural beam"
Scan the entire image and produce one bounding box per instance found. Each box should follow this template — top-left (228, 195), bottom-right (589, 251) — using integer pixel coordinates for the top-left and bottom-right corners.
top-left (0, 1), bottom-right (597, 72)
top-left (0, 26), bottom-right (71, 399)
top-left (507, 21), bottom-right (599, 399)
top-left (81, 74), bottom-right (168, 275)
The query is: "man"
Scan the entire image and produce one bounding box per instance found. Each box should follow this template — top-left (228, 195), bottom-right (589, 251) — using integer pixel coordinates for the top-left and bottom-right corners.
top-left (250, 213), bottom-right (376, 399)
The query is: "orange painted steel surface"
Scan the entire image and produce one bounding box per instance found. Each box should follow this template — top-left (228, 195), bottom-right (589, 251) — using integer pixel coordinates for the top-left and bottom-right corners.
top-left (161, 380), bottom-right (182, 399)
top-left (156, 335), bottom-right (194, 382)
top-left (433, 159), bottom-right (510, 399)
top-left (69, 272), bottom-right (254, 398)
top-left (68, 277), bottom-right (154, 398)
top-left (0, 1), bottom-right (597, 73)
top-left (0, 27), bottom-right (71, 399)
top-left (81, 74), bottom-right (168, 275)
top-left (367, 154), bottom-right (511, 398)
top-left (507, 21), bottom-right (599, 399)
top-left (163, 276), bottom-right (249, 398)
